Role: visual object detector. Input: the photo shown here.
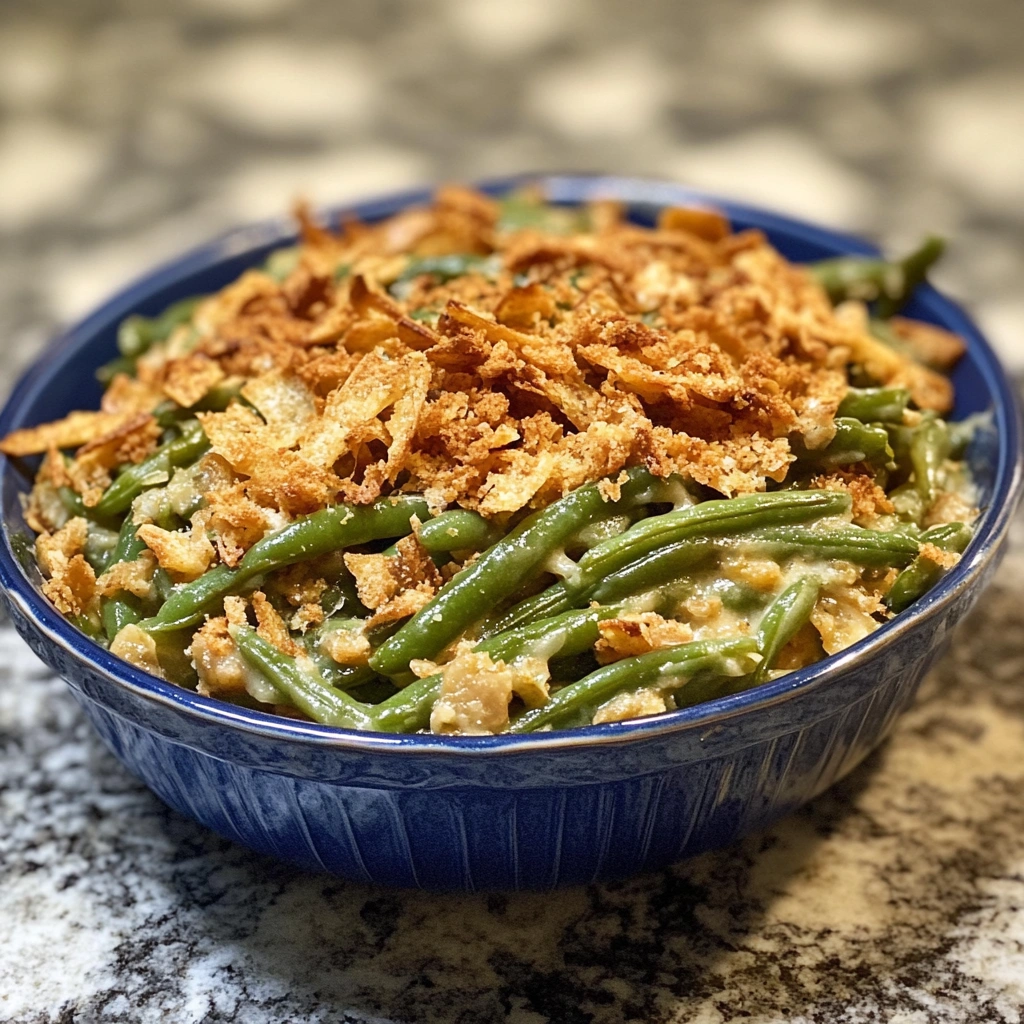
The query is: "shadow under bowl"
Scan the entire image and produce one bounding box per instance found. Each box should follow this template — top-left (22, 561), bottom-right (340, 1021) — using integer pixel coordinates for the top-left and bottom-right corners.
top-left (0, 175), bottom-right (1020, 889)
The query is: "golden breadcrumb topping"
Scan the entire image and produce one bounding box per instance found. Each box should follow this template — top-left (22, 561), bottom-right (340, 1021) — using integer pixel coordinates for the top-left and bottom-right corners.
top-left (5, 184), bottom-right (932, 553)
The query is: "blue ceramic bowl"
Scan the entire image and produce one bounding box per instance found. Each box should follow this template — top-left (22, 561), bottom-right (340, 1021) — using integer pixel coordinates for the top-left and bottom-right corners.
top-left (1, 176), bottom-right (1020, 890)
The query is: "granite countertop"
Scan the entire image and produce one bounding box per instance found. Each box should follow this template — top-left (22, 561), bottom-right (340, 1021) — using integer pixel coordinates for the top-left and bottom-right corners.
top-left (2, 1), bottom-right (1024, 1021)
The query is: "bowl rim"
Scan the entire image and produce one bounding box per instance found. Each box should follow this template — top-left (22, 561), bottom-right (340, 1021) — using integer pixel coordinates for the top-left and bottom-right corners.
top-left (1, 172), bottom-right (1021, 757)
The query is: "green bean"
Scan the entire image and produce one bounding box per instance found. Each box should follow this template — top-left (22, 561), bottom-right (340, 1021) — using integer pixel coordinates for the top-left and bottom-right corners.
top-left (572, 513), bottom-right (638, 550)
top-left (630, 474), bottom-right (696, 511)
top-left (230, 625), bottom-right (374, 729)
top-left (368, 467), bottom-right (663, 678)
top-left (71, 612), bottom-right (104, 641)
top-left (93, 420), bottom-right (209, 518)
top-left (96, 356), bottom-right (137, 385)
top-left (404, 253), bottom-right (488, 280)
top-left (117, 296), bottom-right (203, 359)
top-left (742, 524), bottom-right (920, 567)
top-left (485, 490), bottom-right (850, 637)
top-left (408, 308), bottom-right (440, 326)
top-left (587, 540), bottom-right (717, 604)
top-left (107, 513), bottom-right (148, 568)
top-left (241, 495), bottom-right (429, 579)
top-left (753, 576), bottom-right (821, 683)
top-left (885, 423), bottom-right (915, 473)
top-left (479, 583), bottom-right (572, 637)
top-left (885, 522), bottom-right (972, 613)
top-left (370, 606), bottom-right (624, 734)
top-left (578, 490), bottom-right (849, 580)
top-left (837, 387), bottom-right (911, 424)
top-left (319, 569), bottom-right (366, 618)
top-left (389, 256), bottom-right (497, 296)
top-left (58, 486), bottom-right (89, 520)
top-left (151, 566), bottom-right (175, 604)
top-left (100, 516), bottom-right (150, 642)
top-left (947, 413), bottom-right (987, 459)
top-left (83, 524), bottom-right (121, 574)
top-left (9, 531), bottom-right (36, 575)
top-left (151, 383), bottom-right (242, 431)
top-left (713, 578), bottom-right (768, 614)
top-left (920, 520), bottom-right (972, 551)
top-left (416, 509), bottom-right (503, 554)
top-left (888, 481), bottom-right (925, 525)
top-left (480, 605), bottom-right (624, 662)
top-left (301, 618), bottom-right (378, 692)
top-left (311, 651), bottom-right (377, 685)
top-left (102, 599), bottom-right (141, 643)
top-left (117, 318), bottom-right (155, 361)
top-left (320, 657), bottom-right (387, 693)
top-left (791, 418), bottom-right (893, 469)
top-left (365, 675), bottom-right (440, 735)
top-left (308, 615), bottom-right (367, 639)
top-left (809, 237), bottom-right (945, 315)
top-left (810, 255), bottom-right (899, 305)
top-left (508, 637), bottom-right (759, 734)
top-left (876, 237), bottom-right (946, 319)
top-left (107, 297), bottom-right (205, 385)
top-left (910, 418), bottom-right (950, 506)
top-left (140, 495), bottom-right (430, 633)
top-left (194, 380), bottom-right (244, 414)
top-left (263, 247), bottom-right (300, 282)
top-left (668, 667), bottom-right (755, 709)
top-left (141, 564), bottom-right (235, 633)
top-left (152, 630), bottom-right (198, 687)
top-left (498, 195), bottom-right (591, 235)
top-left (152, 400), bottom-right (185, 430)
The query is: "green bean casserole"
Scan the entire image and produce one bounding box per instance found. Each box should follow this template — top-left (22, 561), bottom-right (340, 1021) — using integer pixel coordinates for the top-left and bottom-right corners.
top-left (1, 187), bottom-right (979, 734)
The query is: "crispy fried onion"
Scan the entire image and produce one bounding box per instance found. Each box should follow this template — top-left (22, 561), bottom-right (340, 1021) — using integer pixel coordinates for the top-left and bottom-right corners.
top-left (8, 186), bottom-right (965, 577)
top-left (35, 517), bottom-right (97, 617)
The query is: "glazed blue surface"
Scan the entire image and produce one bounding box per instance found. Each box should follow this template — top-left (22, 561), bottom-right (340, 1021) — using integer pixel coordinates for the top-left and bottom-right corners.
top-left (0, 175), bottom-right (1020, 889)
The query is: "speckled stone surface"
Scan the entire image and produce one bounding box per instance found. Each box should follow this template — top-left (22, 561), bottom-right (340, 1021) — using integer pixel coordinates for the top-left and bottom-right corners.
top-left (2, 1), bottom-right (1023, 1021)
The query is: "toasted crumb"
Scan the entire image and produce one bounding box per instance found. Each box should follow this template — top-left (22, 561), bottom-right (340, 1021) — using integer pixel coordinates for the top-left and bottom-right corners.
top-left (720, 554), bottom-right (784, 592)
top-left (190, 616), bottom-right (249, 696)
top-left (137, 512), bottom-right (215, 583)
top-left (0, 411), bottom-right (138, 457)
top-left (96, 550), bottom-right (157, 600)
top-left (834, 301), bottom-right (954, 413)
top-left (919, 543), bottom-right (960, 570)
top-left (657, 205), bottom-right (731, 242)
top-left (344, 534), bottom-right (443, 627)
top-left (111, 624), bottom-right (163, 678)
top-left (890, 316), bottom-right (966, 371)
top-left (63, 413), bottom-right (162, 506)
top-left (810, 584), bottom-right (882, 656)
top-left (811, 470), bottom-right (895, 525)
top-left (320, 627), bottom-right (371, 666)
top-left (160, 353), bottom-right (225, 409)
top-left (36, 517), bottom-right (97, 617)
top-left (592, 687), bottom-right (668, 725)
top-left (595, 613), bottom-right (695, 664)
top-left (251, 591), bottom-right (302, 656)
top-left (430, 651), bottom-right (514, 736)
top-left (924, 490), bottom-right (978, 528)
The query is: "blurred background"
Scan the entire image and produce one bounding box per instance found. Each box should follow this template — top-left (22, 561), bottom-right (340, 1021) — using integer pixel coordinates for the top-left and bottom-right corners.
top-left (1, 0), bottom-right (1022, 388)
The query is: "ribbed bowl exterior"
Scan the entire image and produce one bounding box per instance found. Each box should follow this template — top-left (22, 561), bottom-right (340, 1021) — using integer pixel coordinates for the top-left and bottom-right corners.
top-left (0, 557), bottom-right (987, 889)
top-left (1, 176), bottom-right (1020, 889)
